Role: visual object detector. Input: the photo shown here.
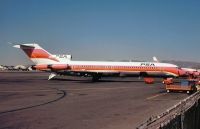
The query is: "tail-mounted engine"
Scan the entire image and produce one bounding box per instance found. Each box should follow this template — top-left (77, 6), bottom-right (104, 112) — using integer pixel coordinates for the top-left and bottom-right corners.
top-left (32, 64), bottom-right (70, 71)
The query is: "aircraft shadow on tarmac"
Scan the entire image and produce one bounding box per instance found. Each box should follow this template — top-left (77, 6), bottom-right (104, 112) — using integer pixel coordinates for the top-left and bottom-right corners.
top-left (51, 78), bottom-right (163, 84)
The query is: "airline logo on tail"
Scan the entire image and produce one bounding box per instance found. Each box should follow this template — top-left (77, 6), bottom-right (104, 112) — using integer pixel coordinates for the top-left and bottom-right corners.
top-left (13, 44), bottom-right (59, 64)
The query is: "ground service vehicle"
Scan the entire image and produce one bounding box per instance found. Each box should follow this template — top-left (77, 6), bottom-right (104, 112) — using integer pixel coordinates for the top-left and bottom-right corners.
top-left (165, 79), bottom-right (198, 94)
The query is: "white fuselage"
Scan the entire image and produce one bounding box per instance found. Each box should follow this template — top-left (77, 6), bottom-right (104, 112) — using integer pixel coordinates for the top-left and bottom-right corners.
top-left (14, 43), bottom-right (182, 79)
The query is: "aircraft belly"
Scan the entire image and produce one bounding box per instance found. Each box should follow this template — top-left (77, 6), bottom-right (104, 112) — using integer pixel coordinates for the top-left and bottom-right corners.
top-left (141, 71), bottom-right (174, 77)
top-left (56, 70), bottom-right (175, 78)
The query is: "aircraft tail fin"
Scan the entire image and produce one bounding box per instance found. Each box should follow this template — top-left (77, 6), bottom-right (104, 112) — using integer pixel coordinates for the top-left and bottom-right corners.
top-left (13, 43), bottom-right (59, 65)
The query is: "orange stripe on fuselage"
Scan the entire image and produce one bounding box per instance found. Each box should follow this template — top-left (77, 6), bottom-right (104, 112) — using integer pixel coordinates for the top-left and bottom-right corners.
top-left (69, 65), bottom-right (179, 76)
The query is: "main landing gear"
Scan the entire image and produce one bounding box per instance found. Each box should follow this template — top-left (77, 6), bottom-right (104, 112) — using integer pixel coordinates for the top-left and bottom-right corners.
top-left (92, 74), bottom-right (101, 82)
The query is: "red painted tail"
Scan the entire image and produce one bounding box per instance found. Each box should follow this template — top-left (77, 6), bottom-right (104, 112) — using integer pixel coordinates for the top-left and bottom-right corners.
top-left (13, 43), bottom-right (59, 64)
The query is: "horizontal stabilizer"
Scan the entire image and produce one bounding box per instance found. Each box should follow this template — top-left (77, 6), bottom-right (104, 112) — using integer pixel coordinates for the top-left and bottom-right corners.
top-left (13, 44), bottom-right (38, 49)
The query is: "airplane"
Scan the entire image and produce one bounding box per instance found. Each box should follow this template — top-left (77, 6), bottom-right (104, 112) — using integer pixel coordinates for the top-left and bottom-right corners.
top-left (13, 43), bottom-right (187, 83)
top-left (152, 56), bottom-right (200, 79)
top-left (181, 68), bottom-right (200, 78)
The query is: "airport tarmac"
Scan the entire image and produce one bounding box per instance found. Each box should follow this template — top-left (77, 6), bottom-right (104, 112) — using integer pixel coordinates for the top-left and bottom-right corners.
top-left (0, 72), bottom-right (188, 129)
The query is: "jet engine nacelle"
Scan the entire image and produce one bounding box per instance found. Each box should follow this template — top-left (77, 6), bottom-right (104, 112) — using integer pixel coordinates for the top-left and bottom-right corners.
top-left (32, 64), bottom-right (69, 71)
top-left (32, 64), bottom-right (48, 70)
top-left (49, 64), bottom-right (69, 70)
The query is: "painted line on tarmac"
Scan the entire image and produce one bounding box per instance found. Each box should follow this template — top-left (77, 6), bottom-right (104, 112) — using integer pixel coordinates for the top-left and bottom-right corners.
top-left (146, 93), bottom-right (167, 100)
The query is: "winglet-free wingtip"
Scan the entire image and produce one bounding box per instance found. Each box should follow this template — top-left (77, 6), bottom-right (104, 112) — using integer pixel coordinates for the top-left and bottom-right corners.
top-left (153, 56), bottom-right (159, 62)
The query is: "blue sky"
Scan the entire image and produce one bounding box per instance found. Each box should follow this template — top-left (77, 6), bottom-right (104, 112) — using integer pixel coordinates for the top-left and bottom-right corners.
top-left (0, 0), bottom-right (200, 65)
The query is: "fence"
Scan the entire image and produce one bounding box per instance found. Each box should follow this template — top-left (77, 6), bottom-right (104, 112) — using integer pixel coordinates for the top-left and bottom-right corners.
top-left (137, 91), bottom-right (200, 129)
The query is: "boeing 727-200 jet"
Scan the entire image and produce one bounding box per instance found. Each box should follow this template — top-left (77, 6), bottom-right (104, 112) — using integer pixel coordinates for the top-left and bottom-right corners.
top-left (13, 43), bottom-right (187, 82)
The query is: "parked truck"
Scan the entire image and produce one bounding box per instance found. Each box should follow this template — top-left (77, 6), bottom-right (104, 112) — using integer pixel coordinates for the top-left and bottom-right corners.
top-left (165, 79), bottom-right (198, 94)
